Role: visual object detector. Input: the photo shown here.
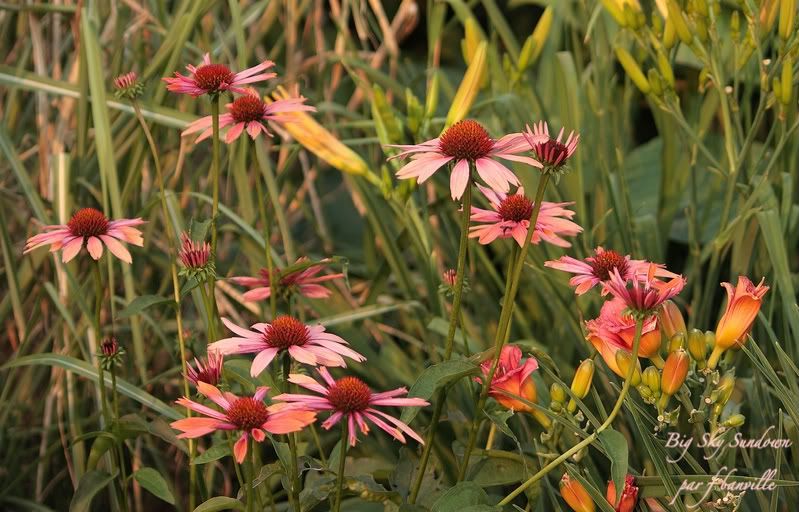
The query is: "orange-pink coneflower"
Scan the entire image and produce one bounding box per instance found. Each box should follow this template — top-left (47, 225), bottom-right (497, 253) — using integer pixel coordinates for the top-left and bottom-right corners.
top-left (469, 185), bottom-right (582, 247)
top-left (24, 208), bottom-right (144, 264)
top-left (163, 53), bottom-right (276, 97)
top-left (172, 382), bottom-right (316, 463)
top-left (182, 89), bottom-right (315, 144)
top-left (231, 257), bottom-right (343, 302)
top-left (545, 247), bottom-right (679, 296)
top-left (274, 368), bottom-right (429, 446)
top-left (389, 119), bottom-right (540, 200)
top-left (209, 316), bottom-right (365, 376)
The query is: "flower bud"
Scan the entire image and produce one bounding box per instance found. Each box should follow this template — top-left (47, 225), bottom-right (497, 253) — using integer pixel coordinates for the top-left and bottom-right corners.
top-left (731, 11), bottom-right (740, 39)
top-left (709, 277), bottom-right (769, 369)
top-left (601, 0), bottom-right (627, 26)
top-left (723, 413), bottom-right (746, 428)
top-left (615, 47), bottom-right (651, 94)
top-left (661, 349), bottom-right (689, 396)
top-left (446, 41), bottom-right (487, 127)
top-left (99, 337), bottom-right (125, 370)
top-left (668, 332), bottom-right (685, 353)
top-left (648, 69), bottom-right (664, 97)
top-left (659, 301), bottom-right (686, 340)
top-left (780, 56), bottom-right (793, 106)
top-left (606, 474), bottom-right (639, 512)
top-left (560, 473), bottom-right (596, 512)
top-left (615, 351), bottom-right (642, 386)
top-left (519, 6), bottom-right (553, 71)
top-left (113, 71), bottom-right (144, 100)
top-left (642, 365), bottom-right (661, 395)
top-left (568, 360), bottom-right (595, 413)
top-left (666, 0), bottom-right (694, 44)
top-left (780, 0), bottom-right (796, 40)
top-left (713, 373), bottom-right (735, 406)
top-left (663, 19), bottom-right (677, 49)
top-left (687, 329), bottom-right (707, 368)
top-left (551, 382), bottom-right (568, 404)
top-left (651, 12), bottom-right (664, 35)
top-left (760, 0), bottom-right (780, 34)
top-left (656, 51), bottom-right (676, 89)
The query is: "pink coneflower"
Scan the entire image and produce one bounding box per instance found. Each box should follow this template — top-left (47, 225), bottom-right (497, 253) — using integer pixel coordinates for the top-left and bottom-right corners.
top-left (545, 247), bottom-right (679, 296)
top-left (209, 316), bottom-right (365, 376)
top-left (24, 208), bottom-right (144, 264)
top-left (182, 90), bottom-right (315, 144)
top-left (523, 121), bottom-right (579, 173)
top-left (231, 257), bottom-right (343, 302)
top-left (469, 185), bottom-right (582, 247)
top-left (178, 233), bottom-right (211, 269)
top-left (113, 71), bottom-right (144, 100)
top-left (442, 269), bottom-right (458, 287)
top-left (603, 265), bottom-right (686, 317)
top-left (172, 382), bottom-right (316, 463)
top-left (186, 350), bottom-right (224, 387)
top-left (389, 119), bottom-right (541, 200)
top-left (586, 298), bottom-right (661, 376)
top-left (274, 368), bottom-right (429, 446)
top-left (163, 53), bottom-right (276, 97)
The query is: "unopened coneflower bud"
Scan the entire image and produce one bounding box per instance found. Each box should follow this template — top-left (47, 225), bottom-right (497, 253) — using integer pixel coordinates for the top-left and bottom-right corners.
top-left (113, 71), bottom-right (144, 100)
top-left (440, 268), bottom-right (468, 297)
top-left (687, 329), bottom-right (707, 367)
top-left (568, 359), bottom-right (595, 413)
top-left (178, 232), bottom-right (215, 281)
top-left (642, 366), bottom-right (661, 395)
top-left (668, 332), bottom-right (685, 353)
top-left (661, 349), bottom-right (689, 396)
top-left (615, 351), bottom-right (642, 386)
top-left (560, 473), bottom-right (596, 512)
top-left (615, 47), bottom-right (651, 94)
top-left (723, 414), bottom-right (746, 428)
top-left (666, 0), bottom-right (694, 44)
top-left (779, 0), bottom-right (796, 40)
top-left (443, 268), bottom-right (458, 287)
top-left (99, 337), bottom-right (125, 370)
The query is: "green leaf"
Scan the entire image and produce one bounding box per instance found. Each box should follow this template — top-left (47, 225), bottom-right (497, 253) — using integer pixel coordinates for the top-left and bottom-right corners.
top-left (2, 354), bottom-right (181, 419)
top-left (430, 482), bottom-right (498, 511)
top-left (133, 467), bottom-right (175, 505)
top-left (69, 470), bottom-right (117, 512)
top-left (468, 450), bottom-right (530, 487)
top-left (118, 294), bottom-right (175, 319)
top-left (598, 428), bottom-right (629, 504)
top-left (193, 442), bottom-right (231, 465)
top-left (400, 358), bottom-right (479, 424)
top-left (193, 496), bottom-right (244, 512)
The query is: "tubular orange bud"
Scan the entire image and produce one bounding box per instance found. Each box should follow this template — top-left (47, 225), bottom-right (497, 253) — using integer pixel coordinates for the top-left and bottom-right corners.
top-left (571, 359), bottom-right (595, 399)
top-left (779, 0), bottom-right (796, 40)
top-left (661, 349), bottom-right (689, 396)
top-left (615, 47), bottom-right (651, 94)
top-left (668, 332), bottom-right (685, 353)
top-left (642, 365), bottom-right (661, 395)
top-left (666, 0), bottom-right (693, 44)
top-left (687, 329), bottom-right (707, 367)
top-left (606, 475), bottom-right (639, 512)
top-left (709, 276), bottom-right (769, 368)
top-left (561, 473), bottom-right (596, 512)
top-left (615, 351), bottom-right (642, 386)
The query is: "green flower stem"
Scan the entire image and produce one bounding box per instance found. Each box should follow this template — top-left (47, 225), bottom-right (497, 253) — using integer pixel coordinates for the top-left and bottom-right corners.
top-left (254, 175), bottom-right (278, 319)
top-left (282, 355), bottom-right (301, 512)
top-left (333, 421), bottom-right (349, 512)
top-left (408, 174), bottom-right (473, 504)
top-left (92, 263), bottom-right (111, 426)
top-left (207, 95), bottom-right (222, 341)
top-left (498, 317), bottom-right (644, 506)
top-left (131, 101), bottom-right (196, 509)
top-left (246, 437), bottom-right (254, 512)
top-left (458, 174), bottom-right (549, 481)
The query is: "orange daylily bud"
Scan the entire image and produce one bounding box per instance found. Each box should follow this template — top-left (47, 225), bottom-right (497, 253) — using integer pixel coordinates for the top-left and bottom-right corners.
top-left (568, 359), bottom-right (595, 413)
top-left (659, 300), bottom-right (686, 339)
top-left (661, 349), bottom-right (689, 396)
top-left (606, 474), bottom-right (639, 512)
top-left (709, 276), bottom-right (769, 368)
top-left (561, 473), bottom-right (596, 512)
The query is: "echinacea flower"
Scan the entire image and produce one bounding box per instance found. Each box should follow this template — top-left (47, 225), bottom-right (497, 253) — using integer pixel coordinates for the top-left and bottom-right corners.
top-left (113, 71), bottom-right (143, 99)
top-left (602, 266), bottom-right (685, 317)
top-left (708, 276), bottom-right (769, 368)
top-left (523, 121), bottom-right (579, 174)
top-left (469, 185), bottom-right (582, 247)
top-left (231, 257), bottom-right (343, 302)
top-left (274, 368), bottom-right (429, 446)
top-left (24, 207), bottom-right (144, 264)
top-left (99, 337), bottom-right (125, 370)
top-left (606, 475), bottom-right (639, 512)
top-left (209, 316), bottom-right (365, 376)
top-left (476, 345), bottom-right (539, 413)
top-left (389, 119), bottom-right (541, 200)
top-left (585, 298), bottom-right (662, 377)
top-left (560, 473), bottom-right (595, 512)
top-left (545, 247), bottom-right (679, 296)
top-left (172, 382), bottom-right (316, 463)
top-left (164, 53), bottom-right (276, 97)
top-left (178, 232), bottom-right (214, 281)
top-left (186, 350), bottom-right (224, 387)
top-left (182, 89), bottom-right (315, 144)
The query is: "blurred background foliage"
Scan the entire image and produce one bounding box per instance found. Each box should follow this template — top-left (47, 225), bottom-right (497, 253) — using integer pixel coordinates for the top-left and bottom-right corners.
top-left (1, 0), bottom-right (798, 510)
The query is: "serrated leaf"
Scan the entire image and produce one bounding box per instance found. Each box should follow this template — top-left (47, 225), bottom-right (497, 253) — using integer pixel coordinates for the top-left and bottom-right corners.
top-left (193, 496), bottom-right (244, 512)
top-left (400, 359), bottom-right (479, 424)
top-left (118, 294), bottom-right (175, 319)
top-left (133, 467), bottom-right (175, 505)
top-left (598, 428), bottom-right (629, 503)
top-left (193, 442), bottom-right (231, 464)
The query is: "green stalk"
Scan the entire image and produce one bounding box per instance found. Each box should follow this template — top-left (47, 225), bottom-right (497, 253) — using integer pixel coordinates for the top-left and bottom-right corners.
top-left (209, 94), bottom-right (221, 328)
top-left (254, 175), bottom-right (278, 319)
top-left (498, 317), bottom-right (644, 505)
top-left (458, 174), bottom-right (549, 481)
top-left (246, 437), bottom-right (254, 512)
top-left (131, 101), bottom-right (196, 509)
top-left (282, 355), bottom-right (301, 511)
top-left (409, 174), bottom-right (473, 503)
top-left (333, 421), bottom-right (349, 512)
top-left (92, 263), bottom-right (111, 426)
